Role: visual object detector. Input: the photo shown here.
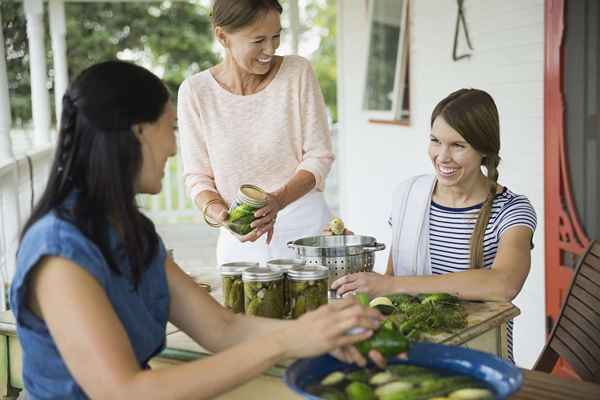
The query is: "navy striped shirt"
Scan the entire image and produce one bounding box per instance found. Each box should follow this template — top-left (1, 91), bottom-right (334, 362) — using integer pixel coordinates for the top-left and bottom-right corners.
top-left (429, 187), bottom-right (536, 362)
top-left (388, 187), bottom-right (537, 362)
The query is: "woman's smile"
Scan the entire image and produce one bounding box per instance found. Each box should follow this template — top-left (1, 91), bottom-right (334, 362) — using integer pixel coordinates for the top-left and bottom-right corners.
top-left (436, 164), bottom-right (459, 178)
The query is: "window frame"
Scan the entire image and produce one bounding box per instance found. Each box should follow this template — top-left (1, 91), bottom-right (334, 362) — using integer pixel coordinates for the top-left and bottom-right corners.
top-left (362, 0), bottom-right (410, 123)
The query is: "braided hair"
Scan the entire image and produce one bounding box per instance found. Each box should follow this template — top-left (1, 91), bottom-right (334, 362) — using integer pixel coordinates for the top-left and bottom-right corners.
top-left (21, 61), bottom-right (170, 287)
top-left (54, 95), bottom-right (79, 195)
top-left (431, 89), bottom-right (501, 269)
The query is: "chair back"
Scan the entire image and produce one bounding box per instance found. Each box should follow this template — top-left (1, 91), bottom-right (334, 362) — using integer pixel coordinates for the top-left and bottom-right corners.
top-left (534, 241), bottom-right (600, 383)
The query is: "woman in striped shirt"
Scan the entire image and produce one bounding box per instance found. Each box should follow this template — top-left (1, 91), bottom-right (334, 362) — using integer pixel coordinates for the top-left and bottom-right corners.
top-left (332, 89), bottom-right (536, 360)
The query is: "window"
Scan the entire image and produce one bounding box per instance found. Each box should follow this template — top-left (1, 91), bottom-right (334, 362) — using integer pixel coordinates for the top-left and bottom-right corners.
top-left (363, 0), bottom-right (410, 124)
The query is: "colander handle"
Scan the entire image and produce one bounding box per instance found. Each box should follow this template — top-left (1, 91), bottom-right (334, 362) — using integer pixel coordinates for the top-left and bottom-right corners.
top-left (362, 242), bottom-right (386, 252)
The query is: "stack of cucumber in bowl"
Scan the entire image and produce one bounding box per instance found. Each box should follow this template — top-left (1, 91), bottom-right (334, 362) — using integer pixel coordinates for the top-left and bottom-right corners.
top-left (309, 362), bottom-right (497, 400)
top-left (285, 293), bottom-right (522, 400)
top-left (351, 292), bottom-right (468, 357)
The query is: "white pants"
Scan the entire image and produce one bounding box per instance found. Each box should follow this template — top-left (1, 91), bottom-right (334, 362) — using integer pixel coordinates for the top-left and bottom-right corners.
top-left (217, 191), bottom-right (332, 265)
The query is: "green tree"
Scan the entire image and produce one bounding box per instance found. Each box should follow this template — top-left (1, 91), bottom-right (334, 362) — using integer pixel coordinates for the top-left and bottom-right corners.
top-left (305, 0), bottom-right (337, 123)
top-left (279, 0), bottom-right (337, 122)
top-left (2, 2), bottom-right (40, 126)
top-left (1, 1), bottom-right (218, 127)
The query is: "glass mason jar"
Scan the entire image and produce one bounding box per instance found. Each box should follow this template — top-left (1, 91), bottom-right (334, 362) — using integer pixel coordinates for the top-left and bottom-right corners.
top-left (242, 267), bottom-right (284, 319)
top-left (266, 259), bottom-right (306, 318)
top-left (227, 184), bottom-right (268, 236)
top-left (288, 265), bottom-right (329, 319)
top-left (220, 262), bottom-right (258, 313)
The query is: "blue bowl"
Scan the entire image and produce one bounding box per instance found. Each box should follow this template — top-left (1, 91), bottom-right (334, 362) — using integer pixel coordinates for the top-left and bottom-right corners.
top-left (284, 342), bottom-right (523, 399)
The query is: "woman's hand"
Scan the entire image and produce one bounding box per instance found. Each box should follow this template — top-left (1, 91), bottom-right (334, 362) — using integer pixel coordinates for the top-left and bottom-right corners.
top-left (246, 193), bottom-right (282, 244)
top-left (321, 226), bottom-right (354, 236)
top-left (276, 298), bottom-right (384, 366)
top-left (321, 217), bottom-right (353, 236)
top-left (205, 200), bottom-right (229, 225)
top-left (213, 208), bottom-right (230, 225)
top-left (332, 272), bottom-right (392, 298)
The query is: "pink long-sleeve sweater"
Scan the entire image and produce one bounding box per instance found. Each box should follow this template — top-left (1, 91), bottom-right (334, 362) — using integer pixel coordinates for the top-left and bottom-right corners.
top-left (177, 55), bottom-right (335, 207)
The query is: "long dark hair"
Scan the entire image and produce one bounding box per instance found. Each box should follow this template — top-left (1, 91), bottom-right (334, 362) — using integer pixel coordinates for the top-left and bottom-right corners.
top-left (21, 60), bottom-right (170, 286)
top-left (431, 88), bottom-right (501, 269)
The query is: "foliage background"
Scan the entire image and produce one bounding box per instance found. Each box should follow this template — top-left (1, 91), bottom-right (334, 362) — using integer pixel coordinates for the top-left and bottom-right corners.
top-left (1, 0), bottom-right (337, 127)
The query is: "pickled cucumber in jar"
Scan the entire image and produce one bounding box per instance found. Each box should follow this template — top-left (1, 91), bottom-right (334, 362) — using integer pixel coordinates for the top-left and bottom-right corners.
top-left (242, 267), bottom-right (284, 318)
top-left (227, 185), bottom-right (268, 236)
top-left (267, 259), bottom-right (306, 319)
top-left (220, 262), bottom-right (257, 314)
top-left (288, 265), bottom-right (329, 319)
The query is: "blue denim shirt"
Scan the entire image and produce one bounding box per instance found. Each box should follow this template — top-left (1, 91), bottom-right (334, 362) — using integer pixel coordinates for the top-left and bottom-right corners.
top-left (10, 193), bottom-right (170, 399)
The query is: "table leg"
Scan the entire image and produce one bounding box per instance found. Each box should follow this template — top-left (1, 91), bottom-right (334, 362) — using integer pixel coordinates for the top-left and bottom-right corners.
top-left (0, 336), bottom-right (8, 398)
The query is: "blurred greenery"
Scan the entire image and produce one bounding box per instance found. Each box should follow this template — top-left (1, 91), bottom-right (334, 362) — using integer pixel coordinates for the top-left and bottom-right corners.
top-left (1, 0), bottom-right (337, 125)
top-left (1, 1), bottom-right (218, 127)
top-left (306, 0), bottom-right (337, 122)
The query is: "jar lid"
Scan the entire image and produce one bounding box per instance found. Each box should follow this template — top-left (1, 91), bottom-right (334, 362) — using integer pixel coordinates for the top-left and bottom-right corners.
top-left (266, 258), bottom-right (306, 273)
top-left (288, 265), bottom-right (329, 281)
top-left (242, 267), bottom-right (284, 282)
top-left (238, 184), bottom-right (268, 208)
top-left (220, 261), bottom-right (258, 276)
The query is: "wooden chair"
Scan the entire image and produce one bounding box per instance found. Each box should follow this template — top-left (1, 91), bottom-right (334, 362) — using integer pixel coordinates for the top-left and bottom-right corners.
top-left (534, 240), bottom-right (600, 383)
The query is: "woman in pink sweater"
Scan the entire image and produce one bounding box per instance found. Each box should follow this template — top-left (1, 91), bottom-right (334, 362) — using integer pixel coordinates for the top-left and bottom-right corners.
top-left (178, 0), bottom-right (335, 264)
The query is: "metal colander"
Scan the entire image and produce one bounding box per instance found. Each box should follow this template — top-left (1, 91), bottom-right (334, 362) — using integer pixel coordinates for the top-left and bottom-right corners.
top-left (287, 235), bottom-right (385, 297)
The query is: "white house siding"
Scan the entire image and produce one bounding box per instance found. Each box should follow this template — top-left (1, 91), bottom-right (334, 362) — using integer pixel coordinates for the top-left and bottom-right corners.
top-left (337, 0), bottom-right (544, 368)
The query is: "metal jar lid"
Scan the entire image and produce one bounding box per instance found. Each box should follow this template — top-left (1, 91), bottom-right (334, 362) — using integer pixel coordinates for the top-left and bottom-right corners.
top-left (237, 184), bottom-right (268, 208)
top-left (242, 267), bottom-right (284, 282)
top-left (220, 261), bottom-right (258, 276)
top-left (287, 265), bottom-right (329, 281)
top-left (266, 258), bottom-right (306, 273)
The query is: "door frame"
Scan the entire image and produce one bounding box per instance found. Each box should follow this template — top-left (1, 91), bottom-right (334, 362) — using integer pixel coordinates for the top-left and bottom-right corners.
top-left (544, 0), bottom-right (590, 379)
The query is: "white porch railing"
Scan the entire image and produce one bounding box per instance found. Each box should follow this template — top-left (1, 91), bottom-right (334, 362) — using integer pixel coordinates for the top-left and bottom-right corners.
top-left (138, 137), bottom-right (198, 223)
top-left (139, 125), bottom-right (341, 223)
top-left (0, 138), bottom-right (55, 309)
top-left (0, 124), bottom-right (339, 309)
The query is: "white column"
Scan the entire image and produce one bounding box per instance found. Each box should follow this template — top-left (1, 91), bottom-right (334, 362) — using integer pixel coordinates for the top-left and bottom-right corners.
top-left (0, 9), bottom-right (14, 162)
top-left (1, 165), bottom-right (22, 302)
top-left (0, 10), bottom-right (21, 309)
top-left (24, 0), bottom-right (51, 147)
top-left (288, 0), bottom-right (300, 54)
top-left (49, 0), bottom-right (68, 128)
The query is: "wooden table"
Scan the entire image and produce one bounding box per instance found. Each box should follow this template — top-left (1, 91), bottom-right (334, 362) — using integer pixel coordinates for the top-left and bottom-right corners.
top-left (152, 331), bottom-right (600, 399)
top-left (0, 310), bottom-right (600, 400)
top-left (147, 299), bottom-right (520, 399)
top-left (513, 369), bottom-right (600, 399)
top-left (0, 298), bottom-right (522, 399)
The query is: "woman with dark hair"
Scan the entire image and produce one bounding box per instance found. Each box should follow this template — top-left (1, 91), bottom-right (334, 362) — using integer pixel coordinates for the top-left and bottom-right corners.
top-left (9, 61), bottom-right (382, 399)
top-left (332, 89), bottom-right (537, 362)
top-left (178, 0), bottom-right (335, 265)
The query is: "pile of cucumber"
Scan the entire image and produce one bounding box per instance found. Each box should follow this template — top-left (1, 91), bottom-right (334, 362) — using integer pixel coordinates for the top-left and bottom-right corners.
top-left (364, 293), bottom-right (467, 343)
top-left (309, 364), bottom-right (494, 400)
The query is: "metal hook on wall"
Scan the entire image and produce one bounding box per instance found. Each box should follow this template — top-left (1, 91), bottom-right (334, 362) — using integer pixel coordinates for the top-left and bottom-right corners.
top-left (453, 0), bottom-right (474, 61)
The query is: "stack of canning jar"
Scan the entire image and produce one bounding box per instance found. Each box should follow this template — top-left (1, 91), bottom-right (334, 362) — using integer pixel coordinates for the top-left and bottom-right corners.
top-left (220, 261), bottom-right (329, 320)
top-left (266, 259), bottom-right (306, 318)
top-left (242, 267), bottom-right (285, 319)
top-left (287, 265), bottom-right (329, 319)
top-left (220, 262), bottom-right (258, 314)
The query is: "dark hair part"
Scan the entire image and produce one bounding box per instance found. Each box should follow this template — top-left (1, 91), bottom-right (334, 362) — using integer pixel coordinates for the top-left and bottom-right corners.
top-left (21, 60), bottom-right (169, 287)
top-left (211, 0), bottom-right (282, 33)
top-left (431, 88), bottom-right (501, 269)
